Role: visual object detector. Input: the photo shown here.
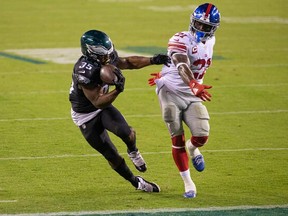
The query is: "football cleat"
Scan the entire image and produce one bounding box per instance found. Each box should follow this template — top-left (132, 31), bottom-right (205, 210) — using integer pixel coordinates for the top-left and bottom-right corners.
top-left (136, 176), bottom-right (160, 192)
top-left (192, 154), bottom-right (205, 172)
top-left (128, 150), bottom-right (147, 172)
top-left (183, 190), bottom-right (197, 198)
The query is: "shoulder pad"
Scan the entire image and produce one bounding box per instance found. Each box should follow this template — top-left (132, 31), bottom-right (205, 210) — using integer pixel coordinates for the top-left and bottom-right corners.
top-left (75, 74), bottom-right (91, 85)
top-left (168, 32), bottom-right (190, 56)
top-left (74, 58), bottom-right (101, 86)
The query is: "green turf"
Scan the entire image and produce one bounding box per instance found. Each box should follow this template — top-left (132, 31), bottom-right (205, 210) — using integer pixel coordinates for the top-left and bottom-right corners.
top-left (0, 0), bottom-right (287, 214)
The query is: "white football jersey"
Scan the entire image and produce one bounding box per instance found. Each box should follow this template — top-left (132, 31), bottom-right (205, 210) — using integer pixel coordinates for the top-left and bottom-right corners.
top-left (155, 31), bottom-right (215, 102)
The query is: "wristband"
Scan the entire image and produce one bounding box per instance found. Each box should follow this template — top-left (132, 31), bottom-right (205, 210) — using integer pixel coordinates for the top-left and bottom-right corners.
top-left (189, 79), bottom-right (197, 86)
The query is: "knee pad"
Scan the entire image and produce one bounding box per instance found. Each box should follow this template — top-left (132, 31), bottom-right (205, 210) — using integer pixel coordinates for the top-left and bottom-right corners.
top-left (172, 134), bottom-right (185, 147)
top-left (191, 136), bottom-right (208, 147)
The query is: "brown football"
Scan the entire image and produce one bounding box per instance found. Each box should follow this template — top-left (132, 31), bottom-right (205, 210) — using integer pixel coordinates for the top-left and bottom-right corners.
top-left (100, 64), bottom-right (118, 85)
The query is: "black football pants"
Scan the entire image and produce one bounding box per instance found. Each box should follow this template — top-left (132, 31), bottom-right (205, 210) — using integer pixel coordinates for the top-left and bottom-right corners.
top-left (79, 105), bottom-right (132, 165)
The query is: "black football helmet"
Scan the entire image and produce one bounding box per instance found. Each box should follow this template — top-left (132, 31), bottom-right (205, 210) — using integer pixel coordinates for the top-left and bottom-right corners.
top-left (80, 30), bottom-right (116, 64)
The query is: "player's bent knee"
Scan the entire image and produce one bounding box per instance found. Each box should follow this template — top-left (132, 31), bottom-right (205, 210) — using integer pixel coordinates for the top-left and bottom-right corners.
top-left (191, 136), bottom-right (208, 147)
top-left (129, 127), bottom-right (136, 142)
top-left (122, 127), bottom-right (136, 145)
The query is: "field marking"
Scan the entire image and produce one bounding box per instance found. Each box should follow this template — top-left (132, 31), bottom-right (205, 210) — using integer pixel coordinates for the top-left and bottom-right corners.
top-left (1, 148), bottom-right (287, 161)
top-left (222, 16), bottom-right (288, 24)
top-left (1, 60), bottom-right (288, 75)
top-left (3, 47), bottom-right (288, 65)
top-left (0, 200), bottom-right (17, 203)
top-left (4, 48), bottom-right (150, 65)
top-left (210, 109), bottom-right (288, 115)
top-left (97, 0), bottom-right (152, 2)
top-left (142, 5), bottom-right (197, 12)
top-left (0, 117), bottom-right (69, 122)
top-left (1, 83), bottom-right (288, 95)
top-left (0, 62), bottom-right (287, 75)
top-left (0, 110), bottom-right (287, 123)
top-left (0, 52), bottom-right (45, 64)
top-left (213, 83), bottom-right (288, 88)
top-left (0, 205), bottom-right (287, 215)
top-left (3, 90), bottom-right (69, 95)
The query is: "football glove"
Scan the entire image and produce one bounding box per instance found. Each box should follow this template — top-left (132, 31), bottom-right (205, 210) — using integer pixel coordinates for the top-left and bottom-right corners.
top-left (189, 80), bottom-right (212, 101)
top-left (148, 72), bottom-right (161, 86)
top-left (113, 68), bottom-right (125, 92)
top-left (150, 54), bottom-right (171, 66)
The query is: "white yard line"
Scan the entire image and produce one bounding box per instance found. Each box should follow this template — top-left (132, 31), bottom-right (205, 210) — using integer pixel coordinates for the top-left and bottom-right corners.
top-left (0, 109), bottom-right (287, 123)
top-left (1, 83), bottom-right (288, 95)
top-left (0, 200), bottom-right (17, 203)
top-left (1, 63), bottom-right (288, 75)
top-left (0, 148), bottom-right (287, 161)
top-left (3, 46), bottom-right (288, 65)
top-left (0, 117), bottom-right (69, 122)
top-left (0, 205), bottom-right (287, 216)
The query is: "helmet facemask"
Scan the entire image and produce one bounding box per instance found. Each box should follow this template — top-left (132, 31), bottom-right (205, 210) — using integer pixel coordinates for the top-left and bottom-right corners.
top-left (190, 18), bottom-right (219, 42)
top-left (86, 44), bottom-right (115, 65)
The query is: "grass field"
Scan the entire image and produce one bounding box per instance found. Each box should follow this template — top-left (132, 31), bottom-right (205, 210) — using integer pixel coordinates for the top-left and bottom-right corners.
top-left (0, 0), bottom-right (287, 215)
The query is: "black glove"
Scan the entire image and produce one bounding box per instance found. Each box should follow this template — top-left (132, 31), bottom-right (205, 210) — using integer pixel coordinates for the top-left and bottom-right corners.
top-left (113, 68), bottom-right (125, 92)
top-left (150, 54), bottom-right (171, 66)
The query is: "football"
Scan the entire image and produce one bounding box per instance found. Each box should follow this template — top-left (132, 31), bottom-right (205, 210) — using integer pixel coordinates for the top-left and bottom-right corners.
top-left (100, 64), bottom-right (118, 85)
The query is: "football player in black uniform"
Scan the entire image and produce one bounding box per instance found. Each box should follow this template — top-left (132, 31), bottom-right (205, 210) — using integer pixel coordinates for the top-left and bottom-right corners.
top-left (69, 30), bottom-right (170, 192)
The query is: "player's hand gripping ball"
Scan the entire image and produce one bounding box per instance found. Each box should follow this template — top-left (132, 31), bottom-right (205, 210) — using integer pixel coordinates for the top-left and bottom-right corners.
top-left (100, 64), bottom-right (125, 92)
top-left (100, 64), bottom-right (119, 85)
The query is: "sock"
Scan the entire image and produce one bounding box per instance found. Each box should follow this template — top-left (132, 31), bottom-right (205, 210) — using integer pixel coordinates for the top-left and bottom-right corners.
top-left (114, 159), bottom-right (138, 188)
top-left (186, 139), bottom-right (201, 158)
top-left (172, 135), bottom-right (189, 172)
top-left (172, 147), bottom-right (189, 171)
top-left (124, 128), bottom-right (137, 153)
top-left (180, 170), bottom-right (196, 193)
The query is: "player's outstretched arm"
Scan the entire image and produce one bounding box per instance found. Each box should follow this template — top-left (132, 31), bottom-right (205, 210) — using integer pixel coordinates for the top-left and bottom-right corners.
top-left (116, 54), bottom-right (170, 69)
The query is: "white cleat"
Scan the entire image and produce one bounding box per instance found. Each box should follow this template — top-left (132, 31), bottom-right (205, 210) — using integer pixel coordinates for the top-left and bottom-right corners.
top-left (128, 150), bottom-right (147, 172)
top-left (136, 176), bottom-right (160, 192)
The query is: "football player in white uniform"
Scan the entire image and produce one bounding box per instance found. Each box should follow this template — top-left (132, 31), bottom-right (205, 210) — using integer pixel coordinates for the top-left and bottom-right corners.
top-left (148, 3), bottom-right (221, 198)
